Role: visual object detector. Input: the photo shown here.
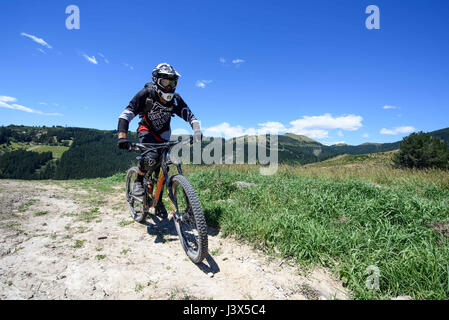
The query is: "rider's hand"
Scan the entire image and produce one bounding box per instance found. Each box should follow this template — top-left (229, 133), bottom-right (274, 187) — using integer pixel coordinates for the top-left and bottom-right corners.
top-left (117, 138), bottom-right (131, 150)
top-left (193, 130), bottom-right (202, 143)
top-left (192, 121), bottom-right (202, 143)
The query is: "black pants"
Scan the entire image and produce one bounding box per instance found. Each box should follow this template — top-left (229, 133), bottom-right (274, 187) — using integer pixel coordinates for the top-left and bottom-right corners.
top-left (138, 131), bottom-right (164, 176)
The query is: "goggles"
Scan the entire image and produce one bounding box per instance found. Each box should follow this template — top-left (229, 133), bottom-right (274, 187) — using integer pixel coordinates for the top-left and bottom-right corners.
top-left (157, 78), bottom-right (177, 89)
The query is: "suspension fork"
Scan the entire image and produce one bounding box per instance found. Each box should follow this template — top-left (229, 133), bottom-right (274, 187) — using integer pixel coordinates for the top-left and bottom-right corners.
top-left (150, 166), bottom-right (165, 209)
top-left (161, 164), bottom-right (181, 220)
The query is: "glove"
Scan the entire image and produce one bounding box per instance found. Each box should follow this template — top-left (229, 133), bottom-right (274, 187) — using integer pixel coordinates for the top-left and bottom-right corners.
top-left (192, 121), bottom-right (202, 143)
top-left (193, 130), bottom-right (202, 143)
top-left (117, 138), bottom-right (131, 150)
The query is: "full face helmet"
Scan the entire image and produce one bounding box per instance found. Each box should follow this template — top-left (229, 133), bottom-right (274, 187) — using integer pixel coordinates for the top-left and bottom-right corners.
top-left (151, 63), bottom-right (181, 101)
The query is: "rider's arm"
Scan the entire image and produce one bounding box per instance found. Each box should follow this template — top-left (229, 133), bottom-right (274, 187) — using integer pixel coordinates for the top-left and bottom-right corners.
top-left (173, 94), bottom-right (200, 129)
top-left (173, 94), bottom-right (202, 142)
top-left (117, 88), bottom-right (148, 137)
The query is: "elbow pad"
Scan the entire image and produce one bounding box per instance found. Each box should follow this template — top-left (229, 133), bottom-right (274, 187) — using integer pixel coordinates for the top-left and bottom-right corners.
top-left (118, 118), bottom-right (129, 133)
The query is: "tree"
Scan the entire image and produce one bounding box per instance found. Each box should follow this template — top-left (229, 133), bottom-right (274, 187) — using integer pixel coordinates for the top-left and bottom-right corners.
top-left (393, 131), bottom-right (449, 169)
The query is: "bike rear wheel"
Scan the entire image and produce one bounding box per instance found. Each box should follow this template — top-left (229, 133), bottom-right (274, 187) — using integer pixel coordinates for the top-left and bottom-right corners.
top-left (126, 167), bottom-right (147, 222)
top-left (171, 174), bottom-right (208, 264)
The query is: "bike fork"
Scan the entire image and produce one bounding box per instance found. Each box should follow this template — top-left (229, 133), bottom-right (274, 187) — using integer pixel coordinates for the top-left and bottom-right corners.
top-left (148, 168), bottom-right (165, 214)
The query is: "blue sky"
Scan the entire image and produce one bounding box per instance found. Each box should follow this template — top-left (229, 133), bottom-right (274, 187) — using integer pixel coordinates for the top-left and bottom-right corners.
top-left (1, 0), bottom-right (448, 145)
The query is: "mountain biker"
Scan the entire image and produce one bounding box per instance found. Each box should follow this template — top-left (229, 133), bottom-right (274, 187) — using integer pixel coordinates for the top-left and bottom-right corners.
top-left (117, 63), bottom-right (202, 214)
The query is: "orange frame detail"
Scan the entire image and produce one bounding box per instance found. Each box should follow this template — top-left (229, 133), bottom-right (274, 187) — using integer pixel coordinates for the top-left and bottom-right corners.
top-left (152, 168), bottom-right (165, 207)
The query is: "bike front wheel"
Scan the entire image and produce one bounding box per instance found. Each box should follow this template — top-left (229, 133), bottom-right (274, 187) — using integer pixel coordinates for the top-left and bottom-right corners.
top-left (171, 174), bottom-right (208, 264)
top-left (125, 166), bottom-right (147, 222)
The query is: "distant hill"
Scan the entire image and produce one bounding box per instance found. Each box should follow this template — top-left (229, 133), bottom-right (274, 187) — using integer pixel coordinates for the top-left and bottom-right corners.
top-left (1, 124), bottom-right (448, 179)
top-left (282, 133), bottom-right (320, 144)
top-left (0, 125), bottom-right (138, 179)
top-left (305, 151), bottom-right (397, 168)
top-left (429, 127), bottom-right (449, 145)
top-left (219, 127), bottom-right (449, 165)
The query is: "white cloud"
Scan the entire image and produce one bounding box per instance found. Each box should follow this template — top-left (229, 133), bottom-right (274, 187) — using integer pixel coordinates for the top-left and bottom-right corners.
top-left (288, 114), bottom-right (363, 138)
top-left (0, 96), bottom-right (18, 103)
top-left (232, 59), bottom-right (245, 64)
top-left (337, 130), bottom-right (344, 137)
top-left (362, 133), bottom-right (369, 138)
top-left (37, 48), bottom-right (46, 54)
top-left (204, 121), bottom-right (286, 139)
top-left (0, 101), bottom-right (14, 109)
top-left (123, 63), bottom-right (134, 70)
top-left (83, 54), bottom-right (98, 65)
top-left (204, 122), bottom-right (246, 139)
top-left (383, 105), bottom-right (398, 110)
top-left (10, 104), bottom-right (36, 113)
top-left (196, 80), bottom-right (213, 88)
top-left (172, 128), bottom-right (190, 135)
top-left (98, 53), bottom-right (109, 64)
top-left (380, 126), bottom-right (416, 135)
top-left (0, 96), bottom-right (62, 116)
top-left (290, 129), bottom-right (329, 139)
top-left (257, 122), bottom-right (287, 135)
top-left (20, 32), bottom-right (52, 49)
top-left (203, 113), bottom-right (363, 140)
top-left (219, 57), bottom-right (226, 64)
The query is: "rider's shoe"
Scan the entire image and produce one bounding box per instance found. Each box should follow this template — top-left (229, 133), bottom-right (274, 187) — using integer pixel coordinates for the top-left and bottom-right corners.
top-left (132, 181), bottom-right (145, 196)
top-left (155, 201), bottom-right (168, 219)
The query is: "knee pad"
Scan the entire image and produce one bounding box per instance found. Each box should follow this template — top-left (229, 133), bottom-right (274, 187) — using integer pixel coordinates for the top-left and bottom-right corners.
top-left (139, 153), bottom-right (159, 172)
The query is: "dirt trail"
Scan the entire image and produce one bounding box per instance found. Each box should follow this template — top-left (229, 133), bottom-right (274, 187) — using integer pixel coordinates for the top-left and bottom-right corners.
top-left (0, 180), bottom-right (348, 300)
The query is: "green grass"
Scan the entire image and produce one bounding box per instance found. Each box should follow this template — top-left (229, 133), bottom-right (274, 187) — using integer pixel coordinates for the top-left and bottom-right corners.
top-left (27, 144), bottom-right (69, 159)
top-left (185, 164), bottom-right (449, 300)
top-left (118, 219), bottom-right (134, 227)
top-left (2, 141), bottom-right (69, 159)
top-left (34, 211), bottom-right (48, 216)
top-left (76, 207), bottom-right (101, 223)
top-left (68, 173), bottom-right (125, 194)
top-left (135, 282), bottom-right (144, 292)
top-left (210, 248), bottom-right (221, 256)
top-left (17, 199), bottom-right (37, 212)
top-left (73, 239), bottom-right (86, 248)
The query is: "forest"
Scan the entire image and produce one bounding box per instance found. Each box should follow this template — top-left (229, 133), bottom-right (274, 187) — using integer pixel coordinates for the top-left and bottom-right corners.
top-left (0, 125), bottom-right (448, 180)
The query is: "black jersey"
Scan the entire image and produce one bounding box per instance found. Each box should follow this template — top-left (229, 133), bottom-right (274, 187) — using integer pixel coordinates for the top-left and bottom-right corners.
top-left (118, 83), bottom-right (198, 141)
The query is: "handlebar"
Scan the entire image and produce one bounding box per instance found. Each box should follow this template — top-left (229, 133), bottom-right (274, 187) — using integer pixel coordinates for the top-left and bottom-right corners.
top-left (129, 136), bottom-right (194, 153)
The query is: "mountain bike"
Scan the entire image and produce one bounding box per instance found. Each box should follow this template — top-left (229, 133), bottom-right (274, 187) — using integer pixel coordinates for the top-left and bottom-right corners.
top-left (125, 140), bottom-right (208, 264)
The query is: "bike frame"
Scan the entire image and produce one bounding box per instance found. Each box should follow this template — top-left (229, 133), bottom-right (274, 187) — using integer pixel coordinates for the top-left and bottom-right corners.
top-left (134, 142), bottom-right (184, 220)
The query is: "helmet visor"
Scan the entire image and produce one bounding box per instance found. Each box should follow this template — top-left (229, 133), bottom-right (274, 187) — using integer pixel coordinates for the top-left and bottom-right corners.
top-left (158, 78), bottom-right (177, 89)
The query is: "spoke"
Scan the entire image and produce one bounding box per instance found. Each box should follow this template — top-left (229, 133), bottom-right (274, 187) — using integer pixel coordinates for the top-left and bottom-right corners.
top-left (129, 194), bottom-right (143, 203)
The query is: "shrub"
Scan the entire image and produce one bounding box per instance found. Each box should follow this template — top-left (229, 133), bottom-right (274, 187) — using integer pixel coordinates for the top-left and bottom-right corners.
top-left (394, 132), bottom-right (449, 169)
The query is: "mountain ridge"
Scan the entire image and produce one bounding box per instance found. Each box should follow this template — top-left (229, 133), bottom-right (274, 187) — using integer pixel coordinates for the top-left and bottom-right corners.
top-left (1, 125), bottom-right (448, 179)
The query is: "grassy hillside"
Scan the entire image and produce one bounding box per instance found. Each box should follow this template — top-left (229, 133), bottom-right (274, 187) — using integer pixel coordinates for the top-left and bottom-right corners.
top-left (306, 151), bottom-right (397, 168)
top-left (282, 133), bottom-right (321, 144)
top-left (0, 125), bottom-right (139, 180)
top-left (26, 144), bottom-right (69, 159)
top-left (182, 160), bottom-right (449, 299)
